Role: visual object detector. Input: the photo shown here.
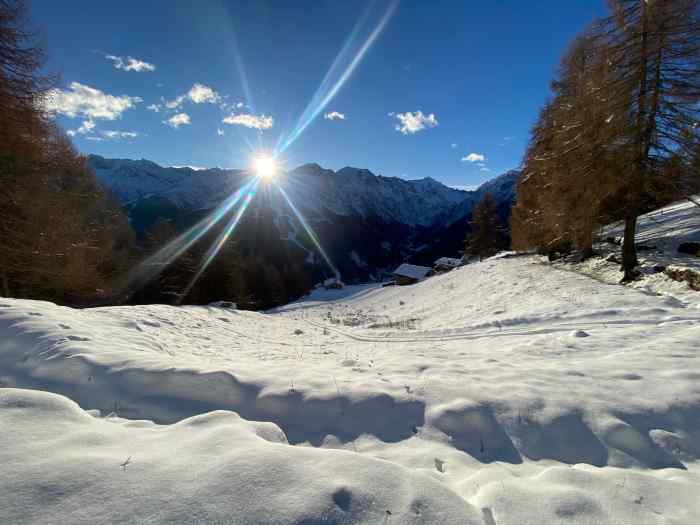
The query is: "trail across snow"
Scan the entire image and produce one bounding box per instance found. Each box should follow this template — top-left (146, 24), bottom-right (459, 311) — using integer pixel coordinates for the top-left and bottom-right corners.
top-left (1, 254), bottom-right (699, 524)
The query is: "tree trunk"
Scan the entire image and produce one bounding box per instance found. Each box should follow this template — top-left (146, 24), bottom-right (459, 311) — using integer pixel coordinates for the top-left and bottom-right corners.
top-left (621, 213), bottom-right (639, 281)
top-left (621, 0), bottom-right (650, 283)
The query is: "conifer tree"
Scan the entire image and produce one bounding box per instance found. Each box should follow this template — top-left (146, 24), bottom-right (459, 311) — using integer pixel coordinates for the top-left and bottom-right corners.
top-left (465, 193), bottom-right (507, 259)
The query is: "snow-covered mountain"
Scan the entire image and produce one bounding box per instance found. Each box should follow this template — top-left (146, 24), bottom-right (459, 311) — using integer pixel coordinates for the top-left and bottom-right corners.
top-left (89, 155), bottom-right (246, 209)
top-left (89, 155), bottom-right (520, 280)
top-left (90, 155), bottom-right (508, 227)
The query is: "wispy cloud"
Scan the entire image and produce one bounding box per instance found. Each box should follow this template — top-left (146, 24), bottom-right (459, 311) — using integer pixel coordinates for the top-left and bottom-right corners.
top-left (67, 122), bottom-right (139, 140)
top-left (392, 110), bottom-right (438, 135)
top-left (164, 94), bottom-right (186, 110)
top-left (164, 113), bottom-right (191, 128)
top-left (101, 130), bottom-right (139, 140)
top-left (217, 128), bottom-right (225, 136)
top-left (222, 113), bottom-right (273, 130)
top-left (146, 103), bottom-right (161, 112)
top-left (450, 184), bottom-right (479, 191)
top-left (324, 111), bottom-right (346, 120)
top-left (462, 153), bottom-right (485, 163)
top-left (451, 143), bottom-right (458, 149)
top-left (43, 82), bottom-right (141, 120)
top-left (105, 54), bottom-right (155, 72)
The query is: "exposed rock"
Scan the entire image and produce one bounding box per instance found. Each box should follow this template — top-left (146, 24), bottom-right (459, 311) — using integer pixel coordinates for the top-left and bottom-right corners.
top-left (665, 266), bottom-right (700, 291)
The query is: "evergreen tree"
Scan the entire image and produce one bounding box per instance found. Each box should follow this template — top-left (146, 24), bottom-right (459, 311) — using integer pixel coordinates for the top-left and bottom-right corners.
top-left (465, 193), bottom-right (507, 259)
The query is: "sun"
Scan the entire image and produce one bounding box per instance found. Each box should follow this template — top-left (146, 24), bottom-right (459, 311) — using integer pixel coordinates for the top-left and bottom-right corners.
top-left (253, 156), bottom-right (278, 179)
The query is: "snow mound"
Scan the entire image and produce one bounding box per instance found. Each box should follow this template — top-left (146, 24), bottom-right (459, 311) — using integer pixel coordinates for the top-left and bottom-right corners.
top-left (0, 388), bottom-right (481, 525)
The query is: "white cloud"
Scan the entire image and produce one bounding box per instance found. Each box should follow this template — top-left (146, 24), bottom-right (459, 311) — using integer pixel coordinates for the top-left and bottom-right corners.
top-left (217, 128), bottom-right (225, 136)
top-left (222, 113), bottom-right (273, 130)
top-left (236, 102), bottom-right (245, 108)
top-left (451, 143), bottom-right (458, 149)
top-left (324, 111), bottom-right (346, 120)
top-left (67, 121), bottom-right (139, 140)
top-left (164, 113), bottom-right (191, 128)
top-left (77, 120), bottom-right (95, 134)
top-left (462, 153), bottom-right (485, 163)
top-left (164, 94), bottom-right (186, 110)
top-left (101, 130), bottom-right (139, 140)
top-left (105, 54), bottom-right (155, 72)
top-left (393, 111), bottom-right (438, 135)
top-left (146, 103), bottom-right (161, 112)
top-left (187, 83), bottom-right (220, 104)
top-left (43, 82), bottom-right (141, 120)
top-left (480, 167), bottom-right (491, 172)
top-left (450, 184), bottom-right (479, 191)
top-left (164, 84), bottom-right (220, 110)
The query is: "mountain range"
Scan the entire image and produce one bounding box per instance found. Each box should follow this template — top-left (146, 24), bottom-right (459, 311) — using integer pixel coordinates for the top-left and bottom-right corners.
top-left (89, 155), bottom-right (520, 282)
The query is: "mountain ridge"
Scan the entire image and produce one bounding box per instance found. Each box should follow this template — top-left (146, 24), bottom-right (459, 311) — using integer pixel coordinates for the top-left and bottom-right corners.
top-left (88, 154), bottom-right (520, 282)
top-left (89, 154), bottom-right (517, 227)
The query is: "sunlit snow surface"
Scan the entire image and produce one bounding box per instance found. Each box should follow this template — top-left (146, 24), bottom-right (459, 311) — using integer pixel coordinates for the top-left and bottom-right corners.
top-left (1, 198), bottom-right (700, 524)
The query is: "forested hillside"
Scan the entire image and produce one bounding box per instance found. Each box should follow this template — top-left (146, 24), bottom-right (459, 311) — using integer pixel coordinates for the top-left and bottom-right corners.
top-left (0, 1), bottom-right (134, 306)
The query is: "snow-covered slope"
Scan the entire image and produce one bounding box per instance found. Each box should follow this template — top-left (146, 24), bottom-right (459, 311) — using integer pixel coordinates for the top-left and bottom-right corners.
top-left (2, 253), bottom-right (699, 524)
top-left (563, 196), bottom-right (700, 295)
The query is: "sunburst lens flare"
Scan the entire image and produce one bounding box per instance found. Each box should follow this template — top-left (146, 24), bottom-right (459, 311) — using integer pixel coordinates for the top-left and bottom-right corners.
top-left (254, 156), bottom-right (277, 179)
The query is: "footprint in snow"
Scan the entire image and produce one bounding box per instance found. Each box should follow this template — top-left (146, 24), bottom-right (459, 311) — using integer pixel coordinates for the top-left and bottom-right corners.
top-left (67, 335), bottom-right (90, 342)
top-left (28, 312), bottom-right (43, 317)
top-left (58, 324), bottom-right (71, 329)
top-left (570, 329), bottom-right (590, 338)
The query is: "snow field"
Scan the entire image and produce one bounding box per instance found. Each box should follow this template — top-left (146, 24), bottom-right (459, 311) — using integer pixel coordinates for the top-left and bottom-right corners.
top-left (1, 247), bottom-right (699, 523)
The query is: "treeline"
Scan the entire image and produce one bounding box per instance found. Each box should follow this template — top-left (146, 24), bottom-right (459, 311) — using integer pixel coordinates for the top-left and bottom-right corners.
top-left (0, 0), bottom-right (312, 309)
top-left (0, 0), bottom-right (134, 304)
top-left (132, 217), bottom-right (313, 309)
top-left (511, 0), bottom-right (700, 280)
top-left (464, 193), bottom-right (509, 259)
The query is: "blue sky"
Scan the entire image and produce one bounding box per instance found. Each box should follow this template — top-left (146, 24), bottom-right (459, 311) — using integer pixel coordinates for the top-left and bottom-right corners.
top-left (34, 0), bottom-right (606, 189)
